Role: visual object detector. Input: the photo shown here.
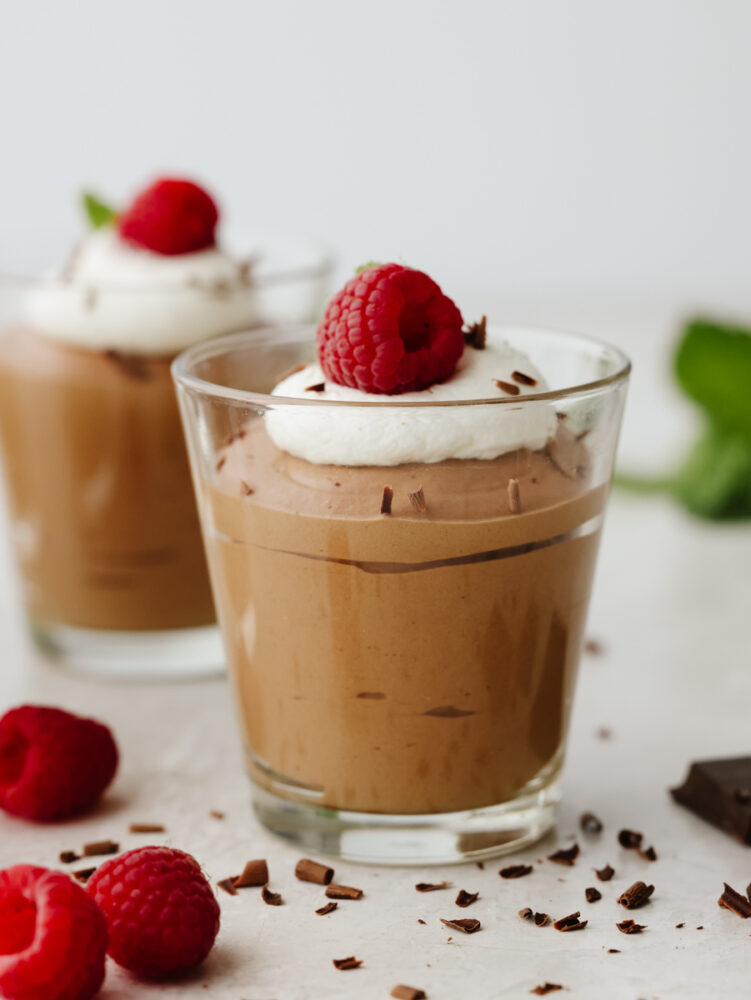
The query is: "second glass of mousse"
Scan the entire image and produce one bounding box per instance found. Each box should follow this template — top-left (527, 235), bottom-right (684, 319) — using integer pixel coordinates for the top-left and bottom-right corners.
top-left (0, 177), bottom-right (331, 676)
top-left (174, 263), bottom-right (630, 862)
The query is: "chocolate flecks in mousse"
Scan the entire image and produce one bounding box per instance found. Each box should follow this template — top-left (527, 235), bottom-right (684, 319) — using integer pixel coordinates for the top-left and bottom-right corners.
top-left (261, 884), bottom-right (283, 906)
top-left (217, 878), bottom-right (239, 896)
top-left (295, 858), bottom-right (334, 885)
top-left (240, 480), bottom-right (254, 496)
top-left (455, 889), bottom-right (479, 907)
top-left (128, 823), bottom-right (165, 834)
top-left (476, 861), bottom-right (485, 870)
top-left (325, 883), bottom-right (363, 900)
top-left (216, 456), bottom-right (227, 473)
top-left (494, 378), bottom-right (520, 396)
top-left (548, 844), bottom-right (580, 866)
top-left (82, 840), bottom-right (119, 858)
top-left (209, 809), bottom-right (225, 820)
top-left (585, 887), bottom-right (602, 903)
top-left (580, 811), bottom-right (603, 834)
top-left (553, 912), bottom-right (587, 932)
top-left (718, 883), bottom-right (751, 918)
top-left (408, 487), bottom-right (428, 513)
top-left (617, 919), bottom-right (646, 934)
top-left (607, 948), bottom-right (621, 953)
top-left (507, 477), bottom-right (522, 514)
top-left (416, 881), bottom-right (452, 893)
top-left (595, 864), bottom-right (615, 881)
top-left (440, 917), bottom-right (481, 934)
top-left (316, 902), bottom-right (338, 916)
top-left (500, 865), bottom-right (533, 879)
top-left (104, 349), bottom-right (151, 381)
top-left (333, 957), bottom-right (362, 971)
top-left (584, 637), bottom-right (604, 655)
top-left (305, 382), bottom-right (326, 393)
top-left (59, 851), bottom-right (80, 864)
top-left (233, 859), bottom-right (269, 888)
top-left (391, 986), bottom-right (426, 1000)
top-left (380, 485), bottom-right (394, 515)
top-left (618, 829), bottom-right (643, 850)
top-left (675, 922), bottom-right (685, 929)
top-left (463, 315), bottom-right (487, 350)
top-left (639, 845), bottom-right (658, 862)
top-left (530, 985), bottom-right (563, 996)
top-left (423, 705), bottom-right (476, 719)
top-left (671, 757), bottom-right (751, 844)
top-left (512, 370), bottom-right (538, 387)
top-left (618, 881), bottom-right (654, 909)
top-left (417, 918), bottom-right (426, 925)
top-left (72, 867), bottom-right (97, 883)
top-left (356, 691), bottom-right (387, 700)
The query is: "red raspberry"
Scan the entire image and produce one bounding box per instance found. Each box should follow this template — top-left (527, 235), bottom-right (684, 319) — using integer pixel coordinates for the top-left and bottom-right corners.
top-left (0, 706), bottom-right (118, 822)
top-left (87, 846), bottom-right (220, 979)
top-left (118, 177), bottom-right (219, 255)
top-left (316, 263), bottom-right (464, 394)
top-left (0, 865), bottom-right (108, 1000)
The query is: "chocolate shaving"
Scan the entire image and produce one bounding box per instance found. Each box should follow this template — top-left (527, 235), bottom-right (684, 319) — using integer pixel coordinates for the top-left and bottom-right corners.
top-left (422, 705), bottom-right (475, 718)
top-left (391, 987), bottom-right (426, 1000)
top-left (261, 884), bottom-right (282, 906)
top-left (608, 948), bottom-right (621, 953)
top-left (217, 877), bottom-right (239, 896)
top-left (104, 349), bottom-right (151, 381)
top-left (440, 917), bottom-right (481, 934)
top-left (494, 378), bottom-right (521, 396)
top-left (580, 812), bottom-right (603, 834)
top-left (519, 907), bottom-right (533, 920)
top-left (675, 922), bottom-right (685, 928)
top-left (618, 829), bottom-right (643, 849)
top-left (534, 912), bottom-right (551, 926)
top-left (512, 370), bottom-right (538, 387)
top-left (585, 887), bottom-right (602, 903)
top-left (455, 889), bottom-right (479, 908)
top-left (325, 883), bottom-right (363, 900)
top-left (500, 864), bottom-right (533, 879)
top-left (333, 956), bottom-right (362, 970)
top-left (548, 843), bottom-right (580, 866)
top-left (718, 882), bottom-right (751, 918)
top-left (59, 851), bottom-right (80, 864)
top-left (476, 861), bottom-right (485, 870)
top-left (316, 902), bottom-right (338, 915)
top-left (234, 859), bottom-right (269, 888)
top-left (356, 691), bottom-right (386, 700)
top-left (209, 809), bottom-right (224, 820)
top-left (72, 867), bottom-right (97, 883)
top-left (417, 918), bottom-right (426, 925)
top-left (408, 487), bottom-right (427, 514)
top-left (638, 845), bottom-right (658, 862)
top-left (617, 919), bottom-right (646, 934)
top-left (215, 456), bottom-right (226, 472)
top-left (82, 840), bottom-right (119, 858)
top-left (595, 863), bottom-right (615, 881)
top-left (530, 986), bottom-right (562, 997)
top-left (295, 858), bottom-right (334, 885)
top-left (507, 477), bottom-right (522, 514)
top-left (128, 823), bottom-right (165, 834)
top-left (305, 382), bottom-right (326, 392)
top-left (464, 315), bottom-right (487, 350)
top-left (416, 881), bottom-right (452, 892)
top-left (240, 480), bottom-right (254, 496)
top-left (380, 485), bottom-right (394, 515)
top-left (553, 911), bottom-right (588, 931)
top-left (618, 881), bottom-right (654, 909)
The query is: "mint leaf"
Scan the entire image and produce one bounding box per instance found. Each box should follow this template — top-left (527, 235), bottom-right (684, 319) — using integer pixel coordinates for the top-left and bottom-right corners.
top-left (675, 318), bottom-right (751, 438)
top-left (670, 425), bottom-right (751, 519)
top-left (354, 261), bottom-right (381, 275)
top-left (82, 192), bottom-right (117, 229)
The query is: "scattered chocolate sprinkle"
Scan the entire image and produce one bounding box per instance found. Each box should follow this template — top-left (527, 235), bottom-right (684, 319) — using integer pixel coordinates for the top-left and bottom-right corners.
top-left (618, 881), bottom-right (654, 909)
top-left (408, 487), bottom-right (427, 514)
top-left (128, 823), bottom-right (165, 834)
top-left (240, 480), bottom-right (254, 496)
top-left (494, 378), bottom-right (520, 396)
top-left (638, 845), bottom-right (658, 862)
top-left (261, 884), bottom-right (282, 906)
top-left (500, 864), bottom-right (533, 879)
top-left (618, 829), bottom-right (643, 849)
top-left (325, 883), bottom-right (363, 901)
top-left (595, 864), bottom-right (615, 882)
top-left (696, 925), bottom-right (704, 930)
top-left (507, 477), bottom-right (522, 514)
top-left (519, 907), bottom-right (533, 920)
top-left (617, 919), bottom-right (646, 934)
top-left (295, 858), bottom-right (334, 885)
top-left (422, 705), bottom-right (475, 718)
top-left (595, 726), bottom-right (612, 740)
top-left (584, 637), bottom-right (604, 655)
top-left (233, 859), bottom-right (269, 888)
top-left (675, 923), bottom-right (685, 929)
top-left (530, 985), bottom-right (562, 996)
top-left (305, 382), bottom-right (326, 393)
top-left (464, 315), bottom-right (487, 350)
top-left (455, 889), bottom-right (479, 908)
top-left (356, 691), bottom-right (386, 700)
top-left (82, 840), bottom-right (119, 858)
top-left (333, 956), bottom-right (362, 971)
top-left (440, 918), bottom-right (481, 934)
top-left (380, 485), bottom-right (394, 515)
top-left (316, 902), bottom-right (338, 916)
top-left (217, 878), bottom-right (239, 896)
top-left (72, 867), bottom-right (97, 883)
top-left (391, 986), bottom-right (426, 1000)
top-left (580, 812), bottom-right (603, 834)
top-left (416, 881), bottom-right (452, 892)
top-left (608, 948), bottom-right (621, 953)
top-left (105, 349), bottom-right (151, 380)
top-left (417, 918), bottom-right (426, 925)
top-left (585, 887), bottom-right (602, 903)
top-left (534, 912), bottom-right (551, 926)
top-left (718, 882), bottom-right (751, 918)
top-left (548, 843), bottom-right (580, 866)
top-left (512, 370), bottom-right (538, 387)
top-left (553, 911), bottom-right (587, 932)
top-left (215, 456), bottom-right (226, 472)
top-left (209, 809), bottom-right (224, 820)
top-left (59, 851), bottom-right (80, 864)
top-left (476, 861), bottom-right (485, 870)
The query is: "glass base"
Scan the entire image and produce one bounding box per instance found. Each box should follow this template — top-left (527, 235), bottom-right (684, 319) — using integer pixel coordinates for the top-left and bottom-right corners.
top-left (251, 778), bottom-right (560, 866)
top-left (30, 621), bottom-right (225, 680)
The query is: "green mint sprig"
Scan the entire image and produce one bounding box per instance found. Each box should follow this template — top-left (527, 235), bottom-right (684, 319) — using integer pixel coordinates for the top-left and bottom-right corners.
top-left (82, 191), bottom-right (118, 229)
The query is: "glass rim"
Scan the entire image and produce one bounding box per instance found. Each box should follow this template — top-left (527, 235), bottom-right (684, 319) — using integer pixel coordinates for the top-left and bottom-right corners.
top-left (171, 323), bottom-right (631, 409)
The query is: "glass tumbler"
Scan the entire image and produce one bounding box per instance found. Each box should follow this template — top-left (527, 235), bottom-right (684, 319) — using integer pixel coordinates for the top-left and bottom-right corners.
top-left (173, 324), bottom-right (629, 862)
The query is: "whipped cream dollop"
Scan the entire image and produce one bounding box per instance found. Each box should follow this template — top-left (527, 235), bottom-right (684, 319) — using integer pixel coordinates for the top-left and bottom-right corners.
top-left (26, 228), bottom-right (256, 355)
top-left (266, 329), bottom-right (558, 466)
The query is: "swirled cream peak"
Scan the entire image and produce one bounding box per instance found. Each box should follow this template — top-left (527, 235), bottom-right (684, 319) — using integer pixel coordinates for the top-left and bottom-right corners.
top-left (266, 329), bottom-right (558, 466)
top-left (26, 228), bottom-right (256, 355)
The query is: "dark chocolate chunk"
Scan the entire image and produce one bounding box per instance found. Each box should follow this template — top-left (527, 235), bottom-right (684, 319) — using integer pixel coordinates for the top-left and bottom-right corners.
top-left (333, 956), bottom-right (362, 970)
top-left (464, 316), bottom-right (487, 350)
top-left (671, 757), bottom-right (751, 844)
top-left (305, 382), bottom-right (326, 392)
top-left (718, 882), bottom-right (751, 919)
top-left (295, 858), bottom-right (334, 885)
top-left (391, 986), bottom-right (426, 1000)
top-left (59, 851), bottom-right (80, 864)
top-left (417, 918), bottom-right (426, 925)
top-left (82, 840), bottom-right (119, 858)
top-left (325, 883), bottom-right (363, 900)
top-left (534, 912), bottom-right (550, 926)
top-left (618, 881), bottom-right (654, 909)
top-left (234, 859), bottom-right (269, 888)
top-left (553, 911), bottom-right (587, 932)
top-left (617, 919), bottom-right (646, 934)
top-left (217, 877), bottom-right (239, 896)
top-left (617, 829), bottom-right (643, 849)
top-left (608, 948), bottom-right (621, 953)
top-left (380, 485), bottom-right (394, 515)
top-left (494, 378), bottom-right (521, 396)
top-left (638, 845), bottom-right (658, 862)
top-left (72, 867), bottom-right (97, 883)
top-left (408, 487), bottom-right (427, 513)
top-left (261, 884), bottom-right (282, 906)
top-left (580, 812), bottom-right (603, 834)
top-left (595, 864), bottom-right (615, 882)
top-left (128, 823), bottom-right (166, 834)
top-left (455, 889), bottom-right (479, 908)
top-left (440, 917), bottom-right (481, 934)
top-left (316, 902), bottom-right (338, 915)
top-left (585, 887), bottom-right (602, 903)
top-left (675, 922), bottom-right (685, 928)
top-left (530, 986), bottom-right (562, 996)
top-left (511, 370), bottom-right (538, 387)
top-left (416, 881), bottom-right (452, 892)
top-left (500, 864), bottom-right (533, 879)
top-left (548, 843), bottom-right (580, 866)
